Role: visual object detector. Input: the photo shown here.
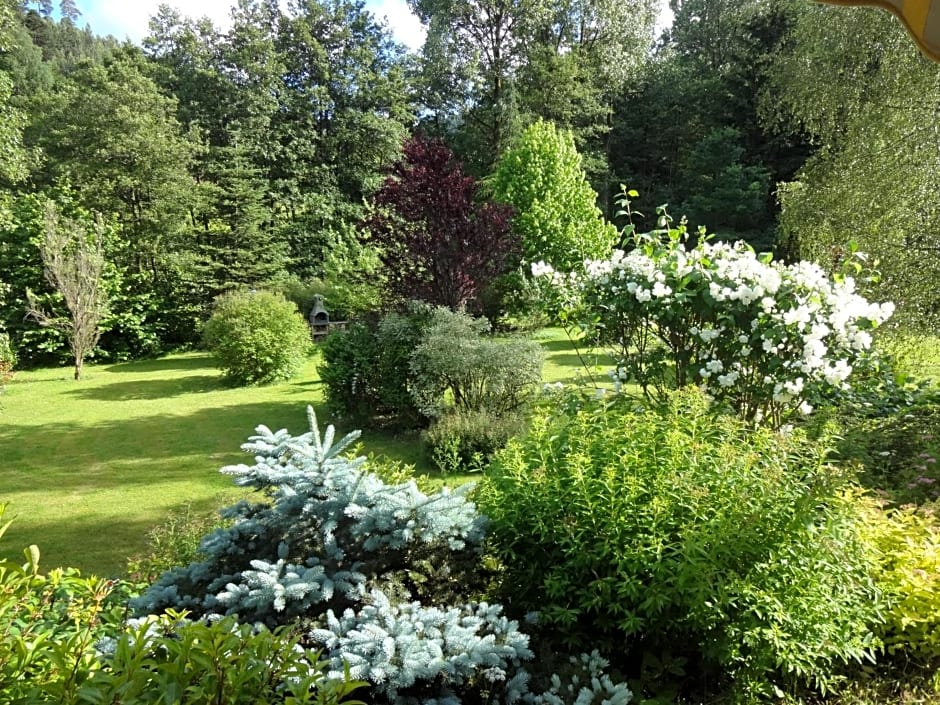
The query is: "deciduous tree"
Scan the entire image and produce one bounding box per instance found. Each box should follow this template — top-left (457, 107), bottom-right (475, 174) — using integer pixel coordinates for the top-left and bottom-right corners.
top-left (26, 202), bottom-right (108, 380)
top-left (364, 137), bottom-right (517, 311)
top-left (490, 119), bottom-right (616, 270)
top-left (765, 1), bottom-right (940, 331)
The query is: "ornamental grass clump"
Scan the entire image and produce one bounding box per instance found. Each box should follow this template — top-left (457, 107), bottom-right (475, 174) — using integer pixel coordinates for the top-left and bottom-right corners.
top-left (533, 212), bottom-right (894, 427)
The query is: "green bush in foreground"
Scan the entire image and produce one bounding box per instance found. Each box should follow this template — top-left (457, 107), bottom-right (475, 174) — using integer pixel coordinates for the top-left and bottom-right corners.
top-left (89, 614), bottom-right (367, 705)
top-left (0, 504), bottom-right (131, 702)
top-left (0, 504), bottom-right (367, 704)
top-left (202, 290), bottom-right (311, 385)
top-left (477, 389), bottom-right (884, 699)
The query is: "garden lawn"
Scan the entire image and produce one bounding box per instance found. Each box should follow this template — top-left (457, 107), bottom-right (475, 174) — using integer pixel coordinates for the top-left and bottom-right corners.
top-left (533, 327), bottom-right (616, 387)
top-left (0, 332), bottom-right (594, 577)
top-left (0, 353), bottom-right (421, 576)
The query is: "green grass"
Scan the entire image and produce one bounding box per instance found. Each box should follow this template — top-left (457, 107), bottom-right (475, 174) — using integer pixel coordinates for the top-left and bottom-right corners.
top-left (0, 352), bottom-right (422, 576)
top-left (0, 331), bottom-right (595, 577)
top-left (532, 327), bottom-right (615, 386)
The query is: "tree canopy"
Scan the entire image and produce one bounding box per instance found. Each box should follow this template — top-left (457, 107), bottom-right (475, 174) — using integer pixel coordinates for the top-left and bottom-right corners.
top-left (0, 0), bottom-right (936, 366)
top-left (491, 119), bottom-right (616, 270)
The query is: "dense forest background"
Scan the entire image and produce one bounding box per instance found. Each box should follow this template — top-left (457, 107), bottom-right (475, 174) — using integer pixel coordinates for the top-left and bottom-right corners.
top-left (1, 0), bottom-right (938, 368)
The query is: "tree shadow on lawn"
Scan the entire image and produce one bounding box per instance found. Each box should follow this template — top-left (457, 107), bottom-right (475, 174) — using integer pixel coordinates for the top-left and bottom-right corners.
top-left (2, 512), bottom-right (163, 576)
top-left (0, 400), bottom-right (416, 496)
top-left (62, 375), bottom-right (225, 401)
top-left (539, 337), bottom-right (582, 353)
top-left (104, 355), bottom-right (217, 374)
top-left (2, 508), bottom-right (225, 577)
top-left (547, 352), bottom-right (598, 369)
top-left (0, 402), bottom-right (323, 493)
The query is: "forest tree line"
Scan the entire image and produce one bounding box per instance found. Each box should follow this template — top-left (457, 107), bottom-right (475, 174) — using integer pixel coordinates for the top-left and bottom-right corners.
top-left (0, 0), bottom-right (937, 368)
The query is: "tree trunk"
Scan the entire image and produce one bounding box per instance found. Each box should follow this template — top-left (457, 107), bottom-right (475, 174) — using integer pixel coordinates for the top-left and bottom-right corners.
top-left (74, 355), bottom-right (83, 380)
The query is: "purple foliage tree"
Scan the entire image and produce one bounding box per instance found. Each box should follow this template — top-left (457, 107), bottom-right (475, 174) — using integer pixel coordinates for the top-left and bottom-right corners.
top-left (365, 137), bottom-right (517, 311)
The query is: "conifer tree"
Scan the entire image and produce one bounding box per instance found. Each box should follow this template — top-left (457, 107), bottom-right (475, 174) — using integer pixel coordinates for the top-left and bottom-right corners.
top-left (134, 408), bottom-right (634, 705)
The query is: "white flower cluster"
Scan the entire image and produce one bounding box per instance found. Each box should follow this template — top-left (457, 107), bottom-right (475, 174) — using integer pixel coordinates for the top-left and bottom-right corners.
top-left (532, 236), bottom-right (894, 424)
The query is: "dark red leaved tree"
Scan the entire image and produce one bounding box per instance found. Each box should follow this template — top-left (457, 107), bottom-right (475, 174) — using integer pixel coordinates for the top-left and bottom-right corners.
top-left (364, 137), bottom-right (517, 311)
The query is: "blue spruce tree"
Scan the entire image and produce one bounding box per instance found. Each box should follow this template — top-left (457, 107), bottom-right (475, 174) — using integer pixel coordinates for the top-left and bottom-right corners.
top-left (132, 408), bottom-right (632, 705)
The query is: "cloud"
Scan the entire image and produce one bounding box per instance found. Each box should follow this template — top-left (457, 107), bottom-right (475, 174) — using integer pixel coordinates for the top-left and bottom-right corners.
top-left (76, 1), bottom-right (237, 43)
top-left (369, 0), bottom-right (427, 52)
top-left (75, 0), bottom-right (425, 51)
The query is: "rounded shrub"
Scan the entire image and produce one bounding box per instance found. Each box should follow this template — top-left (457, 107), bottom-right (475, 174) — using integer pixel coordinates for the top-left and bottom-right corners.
top-left (409, 307), bottom-right (544, 418)
top-left (318, 309), bottom-right (428, 427)
top-left (202, 290), bottom-right (311, 385)
top-left (477, 388), bottom-right (883, 698)
top-left (860, 500), bottom-right (940, 664)
top-left (424, 408), bottom-right (527, 474)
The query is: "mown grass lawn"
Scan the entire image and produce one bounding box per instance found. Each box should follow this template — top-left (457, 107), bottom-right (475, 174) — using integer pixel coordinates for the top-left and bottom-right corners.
top-left (0, 329), bottom-right (606, 577)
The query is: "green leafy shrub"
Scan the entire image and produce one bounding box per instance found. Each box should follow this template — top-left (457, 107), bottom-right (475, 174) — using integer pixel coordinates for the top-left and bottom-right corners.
top-left (126, 502), bottom-right (229, 584)
top-left (0, 504), bottom-right (133, 703)
top-left (0, 330), bottom-right (15, 385)
top-left (87, 613), bottom-right (367, 705)
top-left (319, 308), bottom-right (429, 427)
top-left (490, 119), bottom-right (617, 272)
top-left (409, 307), bottom-right (544, 418)
top-left (861, 500), bottom-right (940, 665)
top-left (0, 505), bottom-right (365, 704)
top-left (477, 389), bottom-right (883, 698)
top-left (424, 409), bottom-right (527, 474)
top-left (202, 289), bottom-right (312, 385)
top-left (480, 268), bottom-right (551, 332)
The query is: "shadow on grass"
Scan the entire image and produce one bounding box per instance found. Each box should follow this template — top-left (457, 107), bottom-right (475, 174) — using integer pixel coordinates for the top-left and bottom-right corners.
top-left (62, 375), bottom-right (224, 401)
top-left (541, 337), bottom-right (591, 353)
top-left (2, 504), bottom-right (234, 577)
top-left (0, 402), bottom-right (318, 491)
top-left (0, 399), bottom-right (429, 574)
top-left (0, 400), bottom-right (425, 493)
top-left (546, 352), bottom-right (596, 368)
top-left (104, 355), bottom-right (216, 374)
top-left (2, 512), bottom-right (168, 577)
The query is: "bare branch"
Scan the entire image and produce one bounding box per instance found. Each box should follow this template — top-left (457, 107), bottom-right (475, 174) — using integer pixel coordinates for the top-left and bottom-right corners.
top-left (25, 202), bottom-right (109, 380)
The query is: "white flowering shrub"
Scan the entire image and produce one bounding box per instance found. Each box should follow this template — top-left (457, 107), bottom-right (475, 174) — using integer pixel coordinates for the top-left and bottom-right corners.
top-left (533, 224), bottom-right (894, 426)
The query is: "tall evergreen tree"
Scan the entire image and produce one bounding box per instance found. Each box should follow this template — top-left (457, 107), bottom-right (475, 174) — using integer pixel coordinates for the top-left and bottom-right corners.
top-left (609, 0), bottom-right (805, 240)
